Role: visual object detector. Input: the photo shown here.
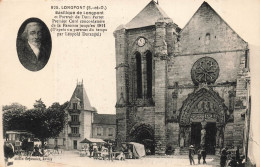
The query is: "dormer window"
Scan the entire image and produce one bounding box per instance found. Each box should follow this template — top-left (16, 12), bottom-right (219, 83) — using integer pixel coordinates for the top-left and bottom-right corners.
top-left (73, 103), bottom-right (77, 109)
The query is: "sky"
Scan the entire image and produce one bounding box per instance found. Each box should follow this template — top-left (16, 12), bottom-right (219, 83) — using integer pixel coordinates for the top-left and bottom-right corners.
top-left (0, 0), bottom-right (260, 115)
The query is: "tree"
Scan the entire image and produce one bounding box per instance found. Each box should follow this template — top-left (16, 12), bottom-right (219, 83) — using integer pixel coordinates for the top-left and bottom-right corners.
top-left (24, 101), bottom-right (68, 145)
top-left (2, 103), bottom-right (27, 136)
top-left (3, 100), bottom-right (68, 146)
top-left (33, 98), bottom-right (46, 111)
top-left (2, 102), bottom-right (27, 113)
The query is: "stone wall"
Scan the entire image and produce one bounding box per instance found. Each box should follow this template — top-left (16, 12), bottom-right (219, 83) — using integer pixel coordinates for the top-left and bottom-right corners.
top-left (114, 1), bottom-right (249, 155)
top-left (127, 107), bottom-right (155, 134)
top-left (92, 124), bottom-right (116, 140)
top-left (178, 2), bottom-right (247, 55)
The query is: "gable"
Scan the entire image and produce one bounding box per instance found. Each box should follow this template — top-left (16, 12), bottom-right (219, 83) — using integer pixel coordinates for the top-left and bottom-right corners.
top-left (68, 84), bottom-right (94, 111)
top-left (178, 2), bottom-right (247, 55)
top-left (125, 0), bottom-right (169, 29)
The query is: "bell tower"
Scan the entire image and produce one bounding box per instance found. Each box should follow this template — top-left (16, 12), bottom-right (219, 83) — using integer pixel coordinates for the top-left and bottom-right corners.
top-left (114, 0), bottom-right (180, 154)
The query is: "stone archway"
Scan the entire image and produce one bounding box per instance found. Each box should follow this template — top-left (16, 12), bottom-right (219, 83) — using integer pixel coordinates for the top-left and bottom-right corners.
top-left (179, 87), bottom-right (228, 154)
top-left (129, 123), bottom-right (155, 155)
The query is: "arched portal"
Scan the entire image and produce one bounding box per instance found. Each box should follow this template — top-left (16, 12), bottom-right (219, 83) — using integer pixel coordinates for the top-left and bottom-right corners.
top-left (129, 124), bottom-right (155, 155)
top-left (179, 87), bottom-right (228, 154)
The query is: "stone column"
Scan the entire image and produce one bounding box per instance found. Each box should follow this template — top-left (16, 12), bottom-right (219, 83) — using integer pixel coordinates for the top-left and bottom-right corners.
top-left (114, 26), bottom-right (128, 147)
top-left (184, 126), bottom-right (191, 147)
top-left (200, 121), bottom-right (207, 148)
top-left (114, 27), bottom-right (128, 105)
top-left (154, 19), bottom-right (168, 155)
top-left (179, 126), bottom-right (185, 148)
top-left (216, 124), bottom-right (224, 148)
top-left (172, 90), bottom-right (178, 116)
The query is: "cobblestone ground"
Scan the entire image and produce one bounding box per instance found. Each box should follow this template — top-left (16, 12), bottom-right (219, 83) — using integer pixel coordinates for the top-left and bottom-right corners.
top-left (9, 151), bottom-right (221, 167)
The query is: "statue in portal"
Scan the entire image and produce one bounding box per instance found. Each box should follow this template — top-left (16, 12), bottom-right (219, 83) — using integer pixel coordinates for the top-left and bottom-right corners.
top-left (216, 126), bottom-right (224, 148)
top-left (184, 127), bottom-right (190, 147)
top-left (179, 127), bottom-right (185, 148)
top-left (200, 128), bottom-right (206, 147)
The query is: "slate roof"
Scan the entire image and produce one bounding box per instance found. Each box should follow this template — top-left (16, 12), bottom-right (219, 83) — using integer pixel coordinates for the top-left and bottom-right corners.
top-left (125, 0), bottom-right (169, 29)
top-left (68, 83), bottom-right (94, 111)
top-left (93, 114), bottom-right (116, 125)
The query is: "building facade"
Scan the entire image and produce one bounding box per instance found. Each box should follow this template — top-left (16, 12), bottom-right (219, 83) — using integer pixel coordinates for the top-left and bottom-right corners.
top-left (48, 82), bottom-right (116, 150)
top-left (92, 114), bottom-right (116, 141)
top-left (114, 1), bottom-right (250, 155)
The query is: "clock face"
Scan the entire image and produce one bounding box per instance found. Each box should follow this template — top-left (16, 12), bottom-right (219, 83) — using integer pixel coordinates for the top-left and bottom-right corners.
top-left (137, 37), bottom-right (146, 47)
top-left (191, 57), bottom-right (219, 85)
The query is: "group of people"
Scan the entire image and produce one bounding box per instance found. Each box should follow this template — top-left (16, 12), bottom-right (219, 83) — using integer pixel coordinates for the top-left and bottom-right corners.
top-left (189, 145), bottom-right (246, 167)
top-left (81, 143), bottom-right (115, 160)
top-left (220, 147), bottom-right (245, 167)
top-left (80, 142), bottom-right (136, 160)
top-left (188, 145), bottom-right (207, 165)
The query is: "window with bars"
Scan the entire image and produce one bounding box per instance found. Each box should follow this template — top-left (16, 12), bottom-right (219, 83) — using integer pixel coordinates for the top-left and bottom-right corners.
top-left (71, 115), bottom-right (79, 122)
top-left (73, 103), bottom-right (77, 109)
top-left (97, 127), bottom-right (103, 136)
top-left (71, 127), bottom-right (79, 134)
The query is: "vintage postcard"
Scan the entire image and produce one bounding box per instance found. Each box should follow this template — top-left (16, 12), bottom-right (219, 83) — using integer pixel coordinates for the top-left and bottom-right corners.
top-left (0, 0), bottom-right (260, 167)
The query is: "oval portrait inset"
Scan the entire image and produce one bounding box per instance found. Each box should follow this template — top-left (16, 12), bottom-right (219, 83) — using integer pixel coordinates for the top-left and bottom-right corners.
top-left (16, 18), bottom-right (52, 71)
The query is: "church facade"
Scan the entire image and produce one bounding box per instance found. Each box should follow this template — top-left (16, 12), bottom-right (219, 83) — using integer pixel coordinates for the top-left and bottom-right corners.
top-left (114, 1), bottom-right (250, 155)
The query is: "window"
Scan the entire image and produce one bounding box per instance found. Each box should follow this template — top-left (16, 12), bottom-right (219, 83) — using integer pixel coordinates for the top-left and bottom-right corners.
top-left (71, 115), bottom-right (79, 122)
top-left (136, 52), bottom-right (142, 98)
top-left (97, 127), bottom-right (103, 136)
top-left (205, 33), bottom-right (210, 45)
top-left (73, 103), bottom-right (77, 109)
top-left (9, 134), bottom-right (15, 141)
top-left (245, 49), bottom-right (249, 69)
top-left (108, 128), bottom-right (114, 136)
top-left (71, 127), bottom-right (79, 134)
top-left (146, 51), bottom-right (152, 98)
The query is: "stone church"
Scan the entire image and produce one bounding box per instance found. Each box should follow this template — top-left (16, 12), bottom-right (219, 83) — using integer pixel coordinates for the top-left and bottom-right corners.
top-left (114, 1), bottom-right (250, 155)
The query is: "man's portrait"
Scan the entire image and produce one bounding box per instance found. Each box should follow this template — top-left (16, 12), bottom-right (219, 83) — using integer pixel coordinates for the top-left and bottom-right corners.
top-left (16, 18), bottom-right (52, 71)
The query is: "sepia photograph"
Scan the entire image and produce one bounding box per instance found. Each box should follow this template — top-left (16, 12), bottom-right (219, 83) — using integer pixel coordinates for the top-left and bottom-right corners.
top-left (0, 0), bottom-right (259, 167)
top-left (16, 18), bottom-right (52, 71)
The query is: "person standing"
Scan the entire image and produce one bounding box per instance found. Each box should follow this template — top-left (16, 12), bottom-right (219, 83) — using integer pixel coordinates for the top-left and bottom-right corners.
top-left (201, 148), bottom-right (207, 164)
top-left (4, 142), bottom-right (15, 166)
top-left (220, 147), bottom-right (228, 167)
top-left (197, 148), bottom-right (202, 164)
top-left (89, 144), bottom-right (93, 157)
top-left (93, 143), bottom-right (98, 159)
top-left (236, 146), bottom-right (240, 161)
top-left (54, 144), bottom-right (59, 154)
top-left (189, 145), bottom-right (195, 165)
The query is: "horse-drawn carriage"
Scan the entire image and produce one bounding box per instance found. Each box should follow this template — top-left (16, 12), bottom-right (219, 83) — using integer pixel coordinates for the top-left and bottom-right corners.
top-left (5, 130), bottom-right (42, 157)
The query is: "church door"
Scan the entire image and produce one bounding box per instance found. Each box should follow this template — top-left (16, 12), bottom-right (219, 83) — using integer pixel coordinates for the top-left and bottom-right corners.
top-left (190, 123), bottom-right (201, 148)
top-left (129, 124), bottom-right (155, 155)
top-left (205, 123), bottom-right (216, 154)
